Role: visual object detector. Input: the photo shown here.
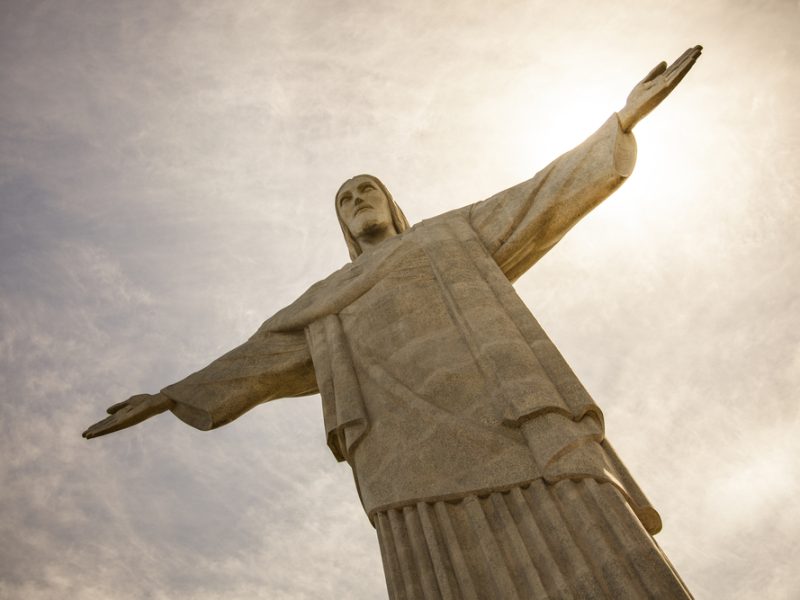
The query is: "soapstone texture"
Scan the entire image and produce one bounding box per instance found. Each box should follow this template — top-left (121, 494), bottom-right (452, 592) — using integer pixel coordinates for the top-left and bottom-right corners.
top-left (84, 46), bottom-right (703, 599)
top-left (159, 115), bottom-right (689, 599)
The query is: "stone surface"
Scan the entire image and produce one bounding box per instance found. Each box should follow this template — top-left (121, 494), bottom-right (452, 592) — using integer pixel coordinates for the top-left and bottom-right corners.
top-left (83, 46), bottom-right (702, 599)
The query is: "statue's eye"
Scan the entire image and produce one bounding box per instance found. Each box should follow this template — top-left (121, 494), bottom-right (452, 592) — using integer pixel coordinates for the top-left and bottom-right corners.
top-left (339, 194), bottom-right (352, 206)
top-left (362, 184), bottom-right (375, 192)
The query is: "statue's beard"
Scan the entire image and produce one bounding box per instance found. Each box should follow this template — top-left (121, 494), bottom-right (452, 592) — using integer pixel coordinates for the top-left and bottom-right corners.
top-left (354, 217), bottom-right (392, 240)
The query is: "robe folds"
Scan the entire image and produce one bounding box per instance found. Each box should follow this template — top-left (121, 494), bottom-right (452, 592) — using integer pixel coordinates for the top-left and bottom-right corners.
top-left (161, 114), bottom-right (691, 598)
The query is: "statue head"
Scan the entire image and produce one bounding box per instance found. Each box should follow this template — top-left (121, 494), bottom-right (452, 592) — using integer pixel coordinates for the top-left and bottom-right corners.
top-left (335, 174), bottom-right (410, 261)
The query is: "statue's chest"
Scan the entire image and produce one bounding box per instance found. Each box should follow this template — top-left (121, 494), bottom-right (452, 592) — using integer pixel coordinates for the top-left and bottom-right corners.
top-left (339, 231), bottom-right (503, 357)
top-left (338, 235), bottom-right (532, 420)
top-left (342, 244), bottom-right (446, 345)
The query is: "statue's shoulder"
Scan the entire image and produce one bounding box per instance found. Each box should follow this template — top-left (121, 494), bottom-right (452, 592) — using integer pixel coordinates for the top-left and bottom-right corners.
top-left (264, 263), bottom-right (357, 331)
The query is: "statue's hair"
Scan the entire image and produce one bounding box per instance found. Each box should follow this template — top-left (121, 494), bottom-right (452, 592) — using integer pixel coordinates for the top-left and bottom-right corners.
top-left (336, 174), bottom-right (410, 261)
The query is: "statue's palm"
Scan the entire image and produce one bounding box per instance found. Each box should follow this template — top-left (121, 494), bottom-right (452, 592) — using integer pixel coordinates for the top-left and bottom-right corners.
top-left (82, 393), bottom-right (173, 439)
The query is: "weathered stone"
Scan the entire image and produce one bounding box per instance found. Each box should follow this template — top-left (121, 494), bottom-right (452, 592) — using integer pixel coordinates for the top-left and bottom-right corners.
top-left (84, 45), bottom-right (702, 599)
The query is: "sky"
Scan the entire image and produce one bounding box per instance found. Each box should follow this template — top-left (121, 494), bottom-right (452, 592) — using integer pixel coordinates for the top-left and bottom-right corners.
top-left (1, 0), bottom-right (798, 598)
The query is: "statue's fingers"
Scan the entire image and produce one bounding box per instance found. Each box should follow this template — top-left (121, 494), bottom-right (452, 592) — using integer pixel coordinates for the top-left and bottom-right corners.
top-left (82, 415), bottom-right (119, 439)
top-left (665, 54), bottom-right (699, 90)
top-left (640, 61), bottom-right (667, 84)
top-left (665, 45), bottom-right (702, 77)
top-left (663, 47), bottom-right (695, 76)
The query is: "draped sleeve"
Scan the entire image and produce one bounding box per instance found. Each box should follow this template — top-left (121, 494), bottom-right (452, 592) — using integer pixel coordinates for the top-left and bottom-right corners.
top-left (469, 113), bottom-right (637, 282)
top-left (160, 323), bottom-right (318, 431)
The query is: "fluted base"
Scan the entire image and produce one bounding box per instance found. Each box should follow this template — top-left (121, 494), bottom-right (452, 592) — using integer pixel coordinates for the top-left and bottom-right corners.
top-left (374, 479), bottom-right (691, 599)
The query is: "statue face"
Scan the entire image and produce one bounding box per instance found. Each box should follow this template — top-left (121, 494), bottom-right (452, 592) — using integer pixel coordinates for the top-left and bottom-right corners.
top-left (336, 175), bottom-right (396, 240)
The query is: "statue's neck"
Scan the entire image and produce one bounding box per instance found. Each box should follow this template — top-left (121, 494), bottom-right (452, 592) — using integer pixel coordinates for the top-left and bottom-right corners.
top-left (357, 225), bottom-right (398, 255)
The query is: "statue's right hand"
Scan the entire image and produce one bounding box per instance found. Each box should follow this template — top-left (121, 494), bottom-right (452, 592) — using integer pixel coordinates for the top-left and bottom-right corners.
top-left (82, 393), bottom-right (174, 439)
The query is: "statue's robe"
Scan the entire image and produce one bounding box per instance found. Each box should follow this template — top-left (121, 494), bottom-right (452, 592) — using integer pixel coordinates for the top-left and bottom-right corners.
top-left (161, 115), bottom-right (692, 599)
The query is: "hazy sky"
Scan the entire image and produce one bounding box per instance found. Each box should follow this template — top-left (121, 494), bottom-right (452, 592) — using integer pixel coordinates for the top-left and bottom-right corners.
top-left (1, 1), bottom-right (798, 598)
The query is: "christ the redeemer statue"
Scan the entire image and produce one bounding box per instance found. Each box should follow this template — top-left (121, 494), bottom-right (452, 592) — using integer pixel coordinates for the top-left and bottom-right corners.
top-left (85, 46), bottom-right (702, 599)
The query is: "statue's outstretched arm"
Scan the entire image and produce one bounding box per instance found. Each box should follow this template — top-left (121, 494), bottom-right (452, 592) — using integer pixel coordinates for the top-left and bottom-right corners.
top-left (83, 326), bottom-right (317, 439)
top-left (469, 45), bottom-right (702, 282)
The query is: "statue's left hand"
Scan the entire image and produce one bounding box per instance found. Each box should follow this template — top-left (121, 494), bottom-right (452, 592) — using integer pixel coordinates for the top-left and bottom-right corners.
top-left (618, 45), bottom-right (702, 132)
top-left (82, 393), bottom-right (174, 439)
